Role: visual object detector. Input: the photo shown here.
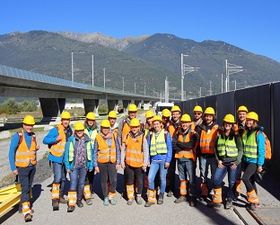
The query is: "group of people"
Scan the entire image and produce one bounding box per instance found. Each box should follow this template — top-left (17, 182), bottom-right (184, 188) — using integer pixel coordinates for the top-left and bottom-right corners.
top-left (9, 103), bottom-right (267, 222)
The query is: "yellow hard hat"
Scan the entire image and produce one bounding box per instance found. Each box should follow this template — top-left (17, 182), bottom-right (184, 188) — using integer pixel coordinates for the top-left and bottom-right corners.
top-left (74, 122), bottom-right (85, 131)
top-left (181, 114), bottom-right (192, 123)
top-left (204, 107), bottom-right (215, 115)
top-left (193, 105), bottom-right (203, 113)
top-left (152, 115), bottom-right (162, 123)
top-left (23, 115), bottom-right (35, 125)
top-left (100, 119), bottom-right (110, 128)
top-left (237, 105), bottom-right (248, 113)
top-left (145, 110), bottom-right (154, 119)
top-left (86, 112), bottom-right (96, 120)
top-left (108, 111), bottom-right (117, 119)
top-left (223, 114), bottom-right (235, 124)
top-left (162, 109), bottom-right (171, 118)
top-left (130, 118), bottom-right (140, 127)
top-left (60, 111), bottom-right (71, 120)
top-left (246, 111), bottom-right (259, 122)
top-left (171, 105), bottom-right (181, 113)
top-left (128, 104), bottom-right (138, 112)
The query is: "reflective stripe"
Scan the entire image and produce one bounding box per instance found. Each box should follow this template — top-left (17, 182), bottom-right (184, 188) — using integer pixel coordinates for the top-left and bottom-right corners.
top-left (242, 131), bottom-right (258, 159)
top-left (84, 128), bottom-right (97, 144)
top-left (84, 184), bottom-right (91, 199)
top-left (217, 135), bottom-right (238, 158)
top-left (200, 125), bottom-right (218, 154)
top-left (69, 140), bottom-right (92, 162)
top-left (50, 124), bottom-right (66, 157)
top-left (126, 184), bottom-right (134, 200)
top-left (96, 133), bottom-right (117, 163)
top-left (125, 134), bottom-right (144, 167)
top-left (150, 130), bottom-right (167, 156)
top-left (68, 191), bottom-right (77, 206)
top-left (175, 132), bottom-right (195, 160)
top-left (180, 180), bottom-right (188, 196)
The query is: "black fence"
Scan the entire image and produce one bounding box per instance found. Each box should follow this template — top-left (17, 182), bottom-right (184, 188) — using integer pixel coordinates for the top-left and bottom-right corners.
top-left (178, 82), bottom-right (280, 179)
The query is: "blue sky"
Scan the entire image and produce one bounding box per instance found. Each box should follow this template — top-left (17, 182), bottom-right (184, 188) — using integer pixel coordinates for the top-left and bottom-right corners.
top-left (1, 0), bottom-right (279, 61)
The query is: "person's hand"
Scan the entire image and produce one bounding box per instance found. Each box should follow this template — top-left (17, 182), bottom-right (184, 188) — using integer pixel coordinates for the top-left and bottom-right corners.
top-left (121, 163), bottom-right (125, 169)
top-left (218, 160), bottom-right (224, 168)
top-left (95, 167), bottom-right (100, 174)
top-left (56, 136), bottom-right (62, 143)
top-left (142, 165), bottom-right (147, 171)
top-left (116, 164), bottom-right (121, 170)
top-left (257, 166), bottom-right (263, 173)
top-left (13, 169), bottom-right (18, 176)
top-left (165, 162), bottom-right (170, 169)
top-left (36, 144), bottom-right (40, 150)
top-left (66, 169), bottom-right (71, 173)
top-left (230, 163), bottom-right (237, 169)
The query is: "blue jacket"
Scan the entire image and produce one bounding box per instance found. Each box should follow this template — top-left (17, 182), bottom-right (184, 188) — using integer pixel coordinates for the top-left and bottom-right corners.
top-left (146, 131), bottom-right (173, 163)
top-left (243, 128), bottom-right (265, 166)
top-left (64, 135), bottom-right (94, 171)
top-left (43, 126), bottom-right (73, 163)
top-left (9, 131), bottom-right (34, 171)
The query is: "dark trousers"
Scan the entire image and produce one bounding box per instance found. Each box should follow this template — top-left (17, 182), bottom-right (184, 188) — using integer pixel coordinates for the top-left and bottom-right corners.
top-left (166, 156), bottom-right (176, 193)
top-left (98, 162), bottom-right (117, 198)
top-left (177, 159), bottom-right (196, 197)
top-left (125, 165), bottom-right (144, 195)
top-left (18, 166), bottom-right (36, 202)
top-left (86, 170), bottom-right (95, 193)
top-left (242, 162), bottom-right (257, 192)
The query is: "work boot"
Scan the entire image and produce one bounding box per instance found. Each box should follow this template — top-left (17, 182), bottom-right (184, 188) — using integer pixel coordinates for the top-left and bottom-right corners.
top-left (189, 197), bottom-right (197, 207)
top-left (86, 199), bottom-right (93, 205)
top-left (174, 196), bottom-right (186, 204)
top-left (59, 197), bottom-right (67, 204)
top-left (136, 195), bottom-right (143, 205)
top-left (24, 213), bottom-right (33, 222)
top-left (127, 199), bottom-right (133, 205)
top-left (103, 197), bottom-right (109, 206)
top-left (225, 198), bottom-right (233, 210)
top-left (167, 191), bottom-right (173, 197)
top-left (77, 200), bottom-right (84, 208)
top-left (67, 206), bottom-right (75, 213)
top-left (52, 199), bottom-right (59, 211)
top-left (157, 193), bottom-right (164, 205)
top-left (144, 201), bottom-right (154, 207)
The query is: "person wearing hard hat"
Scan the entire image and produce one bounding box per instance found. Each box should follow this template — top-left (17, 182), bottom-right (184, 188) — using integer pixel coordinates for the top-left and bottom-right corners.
top-left (121, 118), bottom-right (149, 205)
top-left (234, 105), bottom-right (248, 198)
top-left (241, 112), bottom-right (265, 210)
top-left (161, 108), bottom-right (171, 131)
top-left (173, 114), bottom-right (199, 206)
top-left (108, 110), bottom-right (119, 136)
top-left (196, 107), bottom-right (219, 199)
top-left (210, 114), bottom-right (243, 209)
top-left (9, 115), bottom-right (39, 222)
top-left (83, 112), bottom-right (98, 205)
top-left (43, 111), bottom-right (73, 210)
top-left (94, 119), bottom-right (121, 206)
top-left (119, 103), bottom-right (138, 144)
top-left (166, 105), bottom-right (181, 197)
top-left (144, 110), bottom-right (155, 137)
top-left (64, 122), bottom-right (94, 212)
top-left (145, 116), bottom-right (173, 207)
top-left (193, 105), bottom-right (203, 128)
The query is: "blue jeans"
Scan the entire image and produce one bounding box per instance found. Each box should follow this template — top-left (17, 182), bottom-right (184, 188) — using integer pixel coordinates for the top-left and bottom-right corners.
top-left (70, 167), bottom-right (87, 200)
top-left (52, 162), bottom-right (66, 197)
top-left (213, 164), bottom-right (237, 199)
top-left (177, 159), bottom-right (196, 196)
top-left (148, 160), bottom-right (168, 194)
top-left (199, 155), bottom-right (217, 190)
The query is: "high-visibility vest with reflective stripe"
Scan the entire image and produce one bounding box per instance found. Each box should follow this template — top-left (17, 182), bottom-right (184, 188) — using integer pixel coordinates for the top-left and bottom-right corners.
top-left (15, 131), bottom-right (37, 167)
top-left (125, 133), bottom-right (144, 168)
top-left (96, 133), bottom-right (117, 163)
top-left (150, 129), bottom-right (168, 156)
top-left (121, 120), bottom-right (130, 143)
top-left (50, 124), bottom-right (66, 157)
top-left (217, 135), bottom-right (238, 158)
top-left (242, 130), bottom-right (258, 159)
top-left (168, 123), bottom-right (178, 138)
top-left (68, 139), bottom-right (92, 162)
top-left (84, 128), bottom-right (98, 145)
top-left (200, 125), bottom-right (218, 154)
top-left (175, 132), bottom-right (195, 160)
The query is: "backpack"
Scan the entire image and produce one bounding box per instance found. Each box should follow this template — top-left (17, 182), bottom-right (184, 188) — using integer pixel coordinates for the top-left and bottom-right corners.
top-left (257, 131), bottom-right (272, 160)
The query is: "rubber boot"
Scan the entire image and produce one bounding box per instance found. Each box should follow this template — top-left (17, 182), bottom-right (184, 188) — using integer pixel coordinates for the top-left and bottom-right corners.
top-left (247, 189), bottom-right (259, 210)
top-left (209, 188), bottom-right (222, 208)
top-left (67, 191), bottom-right (77, 213)
top-left (51, 183), bottom-right (60, 210)
top-left (126, 184), bottom-right (135, 204)
top-left (145, 189), bottom-right (156, 207)
top-left (22, 202), bottom-right (33, 222)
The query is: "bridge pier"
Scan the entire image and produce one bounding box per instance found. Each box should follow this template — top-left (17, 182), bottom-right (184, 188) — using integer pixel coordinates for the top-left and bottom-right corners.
top-left (39, 98), bottom-right (65, 118)
top-left (83, 99), bottom-right (99, 115)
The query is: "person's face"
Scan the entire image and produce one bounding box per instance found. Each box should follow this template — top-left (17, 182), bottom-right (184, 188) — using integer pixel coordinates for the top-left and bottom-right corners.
top-left (246, 119), bottom-right (254, 128)
top-left (162, 116), bottom-right (169, 124)
top-left (23, 124), bottom-right (34, 133)
top-left (172, 111), bottom-right (181, 122)
top-left (181, 122), bottom-right (191, 130)
top-left (146, 117), bottom-right (153, 126)
top-left (76, 130), bottom-right (84, 138)
top-left (193, 111), bottom-right (202, 120)
top-left (153, 121), bottom-right (162, 132)
top-left (128, 111), bottom-right (137, 119)
top-left (224, 122), bottom-right (233, 131)
top-left (109, 118), bottom-right (116, 126)
top-left (204, 114), bottom-right (214, 124)
top-left (238, 111), bottom-right (247, 123)
top-left (101, 127), bottom-right (110, 135)
top-left (86, 119), bottom-right (95, 127)
top-left (131, 126), bottom-right (140, 134)
top-left (61, 119), bottom-right (70, 128)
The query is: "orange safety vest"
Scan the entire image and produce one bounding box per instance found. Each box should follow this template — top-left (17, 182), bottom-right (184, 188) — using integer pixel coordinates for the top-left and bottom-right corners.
top-left (168, 122), bottom-right (179, 138)
top-left (121, 119), bottom-right (131, 143)
top-left (15, 130), bottom-right (37, 168)
top-left (50, 124), bottom-right (67, 157)
top-left (200, 124), bottom-right (218, 154)
top-left (125, 133), bottom-right (144, 168)
top-left (96, 133), bottom-right (117, 164)
top-left (175, 131), bottom-right (196, 161)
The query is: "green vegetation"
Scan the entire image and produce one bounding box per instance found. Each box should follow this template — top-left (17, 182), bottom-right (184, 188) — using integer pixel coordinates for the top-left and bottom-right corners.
top-left (0, 99), bottom-right (38, 115)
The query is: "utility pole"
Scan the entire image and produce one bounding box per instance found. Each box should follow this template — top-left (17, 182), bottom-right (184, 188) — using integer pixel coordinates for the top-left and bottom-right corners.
top-left (209, 80), bottom-right (213, 96)
top-left (103, 68), bottom-right (106, 90)
top-left (221, 73), bottom-right (224, 93)
top-left (134, 82), bottom-right (136, 94)
top-left (91, 54), bottom-right (95, 87)
top-left (144, 82), bottom-right (146, 95)
top-left (234, 80), bottom-right (237, 90)
top-left (165, 76), bottom-right (169, 103)
top-left (199, 87), bottom-right (202, 97)
top-left (122, 77), bottom-right (125, 93)
top-left (71, 51), bottom-right (74, 86)
top-left (225, 59), bottom-right (244, 92)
